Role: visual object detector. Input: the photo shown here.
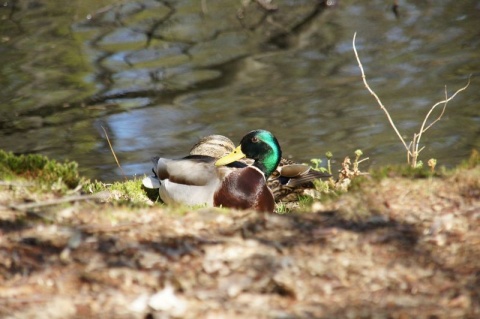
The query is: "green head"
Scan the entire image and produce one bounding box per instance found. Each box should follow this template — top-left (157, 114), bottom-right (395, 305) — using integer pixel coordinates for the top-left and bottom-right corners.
top-left (215, 129), bottom-right (282, 178)
top-left (239, 130), bottom-right (282, 177)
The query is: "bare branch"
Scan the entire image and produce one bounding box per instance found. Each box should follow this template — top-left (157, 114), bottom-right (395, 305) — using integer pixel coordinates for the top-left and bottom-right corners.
top-left (352, 33), bottom-right (412, 156)
top-left (353, 33), bottom-right (470, 167)
top-left (407, 140), bottom-right (413, 164)
top-left (415, 77), bottom-right (471, 152)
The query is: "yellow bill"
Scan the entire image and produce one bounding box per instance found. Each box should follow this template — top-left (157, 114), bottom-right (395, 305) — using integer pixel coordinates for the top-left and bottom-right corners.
top-left (215, 145), bottom-right (246, 166)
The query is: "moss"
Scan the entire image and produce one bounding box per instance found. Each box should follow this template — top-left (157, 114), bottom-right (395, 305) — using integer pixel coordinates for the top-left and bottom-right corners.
top-left (84, 178), bottom-right (153, 207)
top-left (0, 149), bottom-right (82, 190)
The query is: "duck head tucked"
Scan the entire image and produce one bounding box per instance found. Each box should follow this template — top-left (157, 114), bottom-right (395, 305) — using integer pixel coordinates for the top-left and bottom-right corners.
top-left (189, 134), bottom-right (235, 159)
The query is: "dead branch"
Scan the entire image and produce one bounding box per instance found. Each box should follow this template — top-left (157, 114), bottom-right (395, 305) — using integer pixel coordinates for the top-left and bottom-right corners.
top-left (352, 33), bottom-right (411, 157)
top-left (352, 32), bottom-right (470, 167)
top-left (415, 78), bottom-right (471, 155)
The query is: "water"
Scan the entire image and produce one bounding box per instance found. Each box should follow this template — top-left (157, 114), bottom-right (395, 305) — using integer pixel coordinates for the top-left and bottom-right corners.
top-left (1, 0), bottom-right (479, 181)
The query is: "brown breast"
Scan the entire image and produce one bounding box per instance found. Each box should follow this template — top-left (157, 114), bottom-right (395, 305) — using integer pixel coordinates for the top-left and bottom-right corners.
top-left (213, 167), bottom-right (275, 213)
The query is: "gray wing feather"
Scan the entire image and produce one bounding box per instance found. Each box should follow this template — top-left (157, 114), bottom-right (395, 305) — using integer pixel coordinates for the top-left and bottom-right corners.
top-left (155, 157), bottom-right (217, 186)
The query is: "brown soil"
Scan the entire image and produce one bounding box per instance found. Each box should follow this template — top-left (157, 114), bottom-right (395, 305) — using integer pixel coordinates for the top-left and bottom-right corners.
top-left (1, 167), bottom-right (479, 319)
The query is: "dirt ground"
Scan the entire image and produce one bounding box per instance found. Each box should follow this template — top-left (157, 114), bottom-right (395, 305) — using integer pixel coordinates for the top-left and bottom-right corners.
top-left (0, 166), bottom-right (479, 319)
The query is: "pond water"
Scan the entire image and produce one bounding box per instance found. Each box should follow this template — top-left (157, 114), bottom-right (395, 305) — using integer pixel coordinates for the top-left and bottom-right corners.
top-left (1, 0), bottom-right (479, 181)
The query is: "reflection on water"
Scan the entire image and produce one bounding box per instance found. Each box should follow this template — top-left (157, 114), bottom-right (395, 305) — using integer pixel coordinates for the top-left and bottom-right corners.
top-left (0, 0), bottom-right (478, 181)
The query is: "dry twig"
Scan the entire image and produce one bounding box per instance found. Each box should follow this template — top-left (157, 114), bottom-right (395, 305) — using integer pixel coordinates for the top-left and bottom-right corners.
top-left (101, 126), bottom-right (126, 179)
top-left (352, 32), bottom-right (470, 167)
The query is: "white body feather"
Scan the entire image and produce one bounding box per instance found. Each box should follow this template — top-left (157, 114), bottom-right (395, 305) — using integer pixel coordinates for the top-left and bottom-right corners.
top-left (159, 179), bottom-right (221, 206)
top-left (144, 157), bottom-right (230, 207)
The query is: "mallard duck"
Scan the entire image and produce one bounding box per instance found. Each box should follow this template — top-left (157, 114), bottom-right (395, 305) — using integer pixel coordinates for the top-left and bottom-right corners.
top-left (142, 130), bottom-right (281, 212)
top-left (269, 157), bottom-right (331, 202)
top-left (187, 135), bottom-right (331, 202)
top-left (143, 133), bottom-right (331, 208)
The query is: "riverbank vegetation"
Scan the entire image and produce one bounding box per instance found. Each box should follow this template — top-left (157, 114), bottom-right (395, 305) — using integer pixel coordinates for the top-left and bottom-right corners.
top-left (1, 149), bottom-right (479, 318)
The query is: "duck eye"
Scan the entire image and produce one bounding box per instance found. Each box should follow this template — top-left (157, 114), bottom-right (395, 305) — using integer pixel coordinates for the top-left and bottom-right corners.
top-left (251, 137), bottom-right (259, 143)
